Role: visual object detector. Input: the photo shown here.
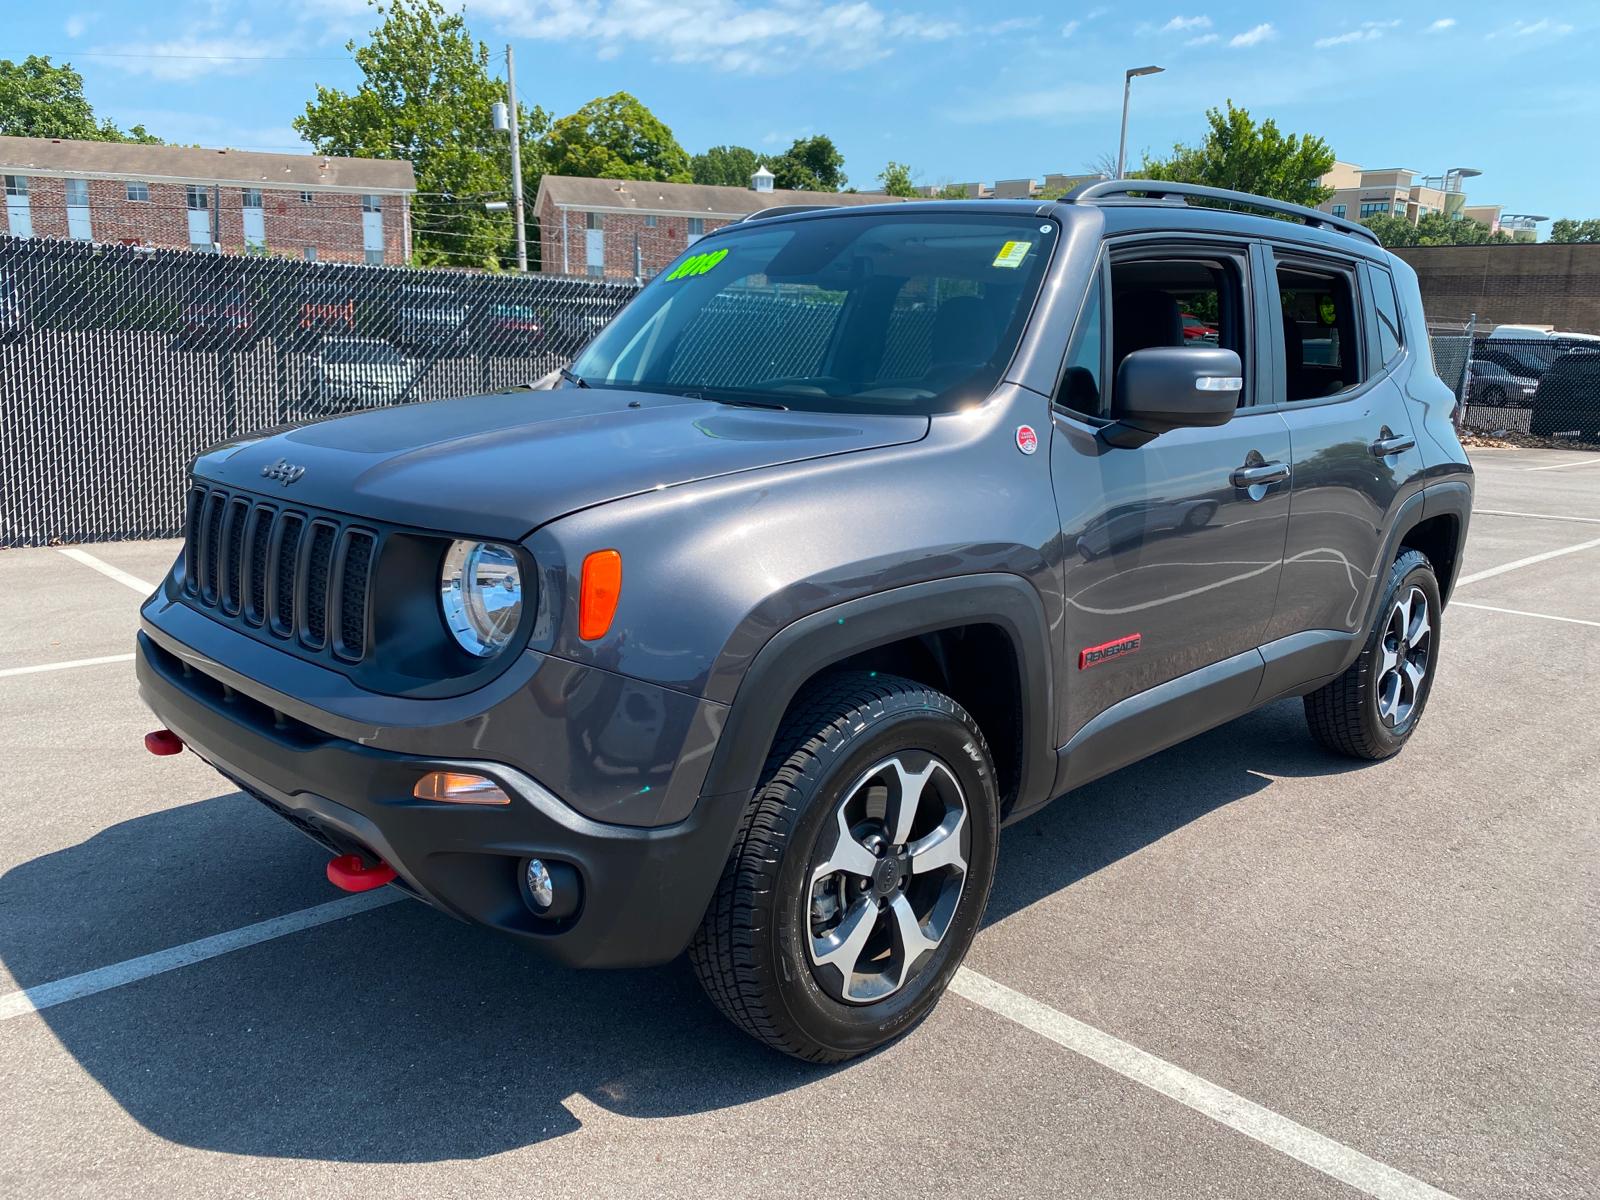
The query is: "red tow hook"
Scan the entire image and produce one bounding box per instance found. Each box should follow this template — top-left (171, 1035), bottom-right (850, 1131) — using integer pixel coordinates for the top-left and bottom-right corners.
top-left (144, 729), bottom-right (184, 756)
top-left (327, 854), bottom-right (398, 893)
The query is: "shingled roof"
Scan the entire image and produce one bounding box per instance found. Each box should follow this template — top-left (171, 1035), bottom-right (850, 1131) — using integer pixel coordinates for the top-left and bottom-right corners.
top-left (0, 136), bottom-right (416, 194)
top-left (534, 175), bottom-right (907, 218)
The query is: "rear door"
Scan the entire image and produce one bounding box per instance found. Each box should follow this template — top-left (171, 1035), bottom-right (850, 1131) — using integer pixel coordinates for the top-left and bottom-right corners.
top-left (1049, 238), bottom-right (1293, 746)
top-left (1259, 243), bottom-right (1422, 648)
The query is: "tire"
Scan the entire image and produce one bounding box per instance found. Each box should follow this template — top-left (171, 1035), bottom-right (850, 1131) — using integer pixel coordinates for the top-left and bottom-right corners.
top-left (1304, 549), bottom-right (1441, 760)
top-left (689, 672), bottom-right (999, 1062)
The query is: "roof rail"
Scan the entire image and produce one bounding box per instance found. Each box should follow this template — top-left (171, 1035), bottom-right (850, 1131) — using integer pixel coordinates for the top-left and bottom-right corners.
top-left (1063, 179), bottom-right (1382, 247)
top-left (739, 204), bottom-right (837, 224)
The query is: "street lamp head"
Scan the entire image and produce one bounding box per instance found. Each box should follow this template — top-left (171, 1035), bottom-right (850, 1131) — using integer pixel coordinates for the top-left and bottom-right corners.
top-left (1127, 65), bottom-right (1165, 78)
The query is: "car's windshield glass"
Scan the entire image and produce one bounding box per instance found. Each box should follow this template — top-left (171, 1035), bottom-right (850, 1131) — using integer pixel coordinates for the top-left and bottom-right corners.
top-left (569, 211), bottom-right (1056, 414)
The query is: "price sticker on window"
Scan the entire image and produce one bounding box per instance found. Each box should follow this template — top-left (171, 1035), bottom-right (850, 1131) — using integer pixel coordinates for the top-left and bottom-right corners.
top-left (992, 240), bottom-right (1031, 269)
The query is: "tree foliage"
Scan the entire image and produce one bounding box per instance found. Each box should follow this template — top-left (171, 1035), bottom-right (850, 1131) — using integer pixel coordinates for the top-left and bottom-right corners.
top-left (771, 135), bottom-right (847, 192)
top-left (691, 144), bottom-right (762, 187)
top-left (544, 92), bottom-right (690, 183)
top-left (1363, 211), bottom-right (1511, 247)
top-left (1549, 218), bottom-right (1600, 244)
top-left (1138, 101), bottom-right (1335, 208)
top-left (878, 161), bottom-right (918, 198)
top-left (295, 0), bottom-right (544, 269)
top-left (935, 183), bottom-right (969, 200)
top-left (0, 55), bottom-right (161, 143)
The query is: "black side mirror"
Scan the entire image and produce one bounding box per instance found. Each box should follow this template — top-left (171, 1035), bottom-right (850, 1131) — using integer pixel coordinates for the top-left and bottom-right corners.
top-left (1101, 346), bottom-right (1243, 448)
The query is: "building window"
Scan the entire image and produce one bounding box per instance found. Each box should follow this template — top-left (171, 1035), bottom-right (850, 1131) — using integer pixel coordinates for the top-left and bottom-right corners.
top-left (1330, 204), bottom-right (1346, 218)
top-left (365, 248), bottom-right (384, 266)
top-left (3, 175), bottom-right (33, 239)
top-left (242, 188), bottom-right (262, 208)
top-left (126, 181), bottom-right (150, 202)
top-left (4, 175), bottom-right (28, 197)
top-left (586, 262), bottom-right (604, 278)
top-left (362, 194), bottom-right (382, 213)
top-left (300, 191), bottom-right (314, 205)
top-left (304, 245), bottom-right (317, 261)
top-left (586, 211), bottom-right (603, 230)
top-left (644, 214), bottom-right (658, 228)
top-left (65, 178), bottom-right (90, 206)
top-left (186, 185), bottom-right (209, 211)
top-left (1359, 201), bottom-right (1390, 218)
top-left (687, 217), bottom-right (704, 235)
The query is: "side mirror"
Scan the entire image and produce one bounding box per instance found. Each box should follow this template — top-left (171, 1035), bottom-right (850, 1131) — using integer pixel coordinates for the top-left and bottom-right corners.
top-left (1101, 346), bottom-right (1243, 449)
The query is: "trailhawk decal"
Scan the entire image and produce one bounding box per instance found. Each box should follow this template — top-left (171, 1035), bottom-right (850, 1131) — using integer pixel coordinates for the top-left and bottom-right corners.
top-left (1079, 633), bottom-right (1142, 669)
top-left (1015, 425), bottom-right (1039, 455)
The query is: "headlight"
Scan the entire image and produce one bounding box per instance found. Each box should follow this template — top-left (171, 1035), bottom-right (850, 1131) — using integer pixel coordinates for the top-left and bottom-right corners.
top-left (440, 540), bottom-right (524, 656)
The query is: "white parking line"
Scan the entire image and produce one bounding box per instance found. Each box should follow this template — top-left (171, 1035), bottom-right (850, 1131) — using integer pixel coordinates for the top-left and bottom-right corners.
top-left (0, 653), bottom-right (136, 679)
top-left (1452, 602), bottom-right (1600, 629)
top-left (1473, 508), bottom-right (1600, 526)
top-left (952, 969), bottom-right (1460, 1200)
top-left (1522, 456), bottom-right (1600, 472)
top-left (1454, 534), bottom-right (1600, 587)
top-left (0, 891), bottom-right (403, 1022)
top-left (54, 547), bottom-right (156, 595)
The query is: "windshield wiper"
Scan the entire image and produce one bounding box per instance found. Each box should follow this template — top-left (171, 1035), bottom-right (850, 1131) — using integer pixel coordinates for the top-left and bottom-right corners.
top-left (559, 365), bottom-right (589, 389)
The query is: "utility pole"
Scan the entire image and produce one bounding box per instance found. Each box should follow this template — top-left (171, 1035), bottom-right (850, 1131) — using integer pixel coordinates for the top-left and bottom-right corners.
top-left (505, 44), bottom-right (528, 272)
top-left (1116, 65), bottom-right (1164, 178)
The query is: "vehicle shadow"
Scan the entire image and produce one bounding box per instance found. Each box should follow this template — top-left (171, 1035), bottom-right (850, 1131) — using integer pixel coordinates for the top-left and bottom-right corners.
top-left (1, 698), bottom-right (1364, 1163)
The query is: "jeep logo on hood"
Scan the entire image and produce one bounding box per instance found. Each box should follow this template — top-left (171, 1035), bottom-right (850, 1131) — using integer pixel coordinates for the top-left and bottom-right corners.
top-left (260, 458), bottom-right (306, 486)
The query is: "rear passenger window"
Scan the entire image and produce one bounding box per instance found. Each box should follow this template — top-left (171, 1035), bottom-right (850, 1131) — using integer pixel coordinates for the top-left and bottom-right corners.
top-left (1275, 261), bottom-right (1363, 401)
top-left (1370, 267), bottom-right (1404, 364)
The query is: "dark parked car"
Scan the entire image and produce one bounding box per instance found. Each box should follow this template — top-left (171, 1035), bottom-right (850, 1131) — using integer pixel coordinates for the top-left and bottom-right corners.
top-left (137, 183), bottom-right (1472, 1062)
top-left (394, 283), bottom-right (469, 356)
top-left (176, 288), bottom-right (256, 351)
top-left (1530, 350), bottom-right (1600, 443)
top-left (1465, 357), bottom-right (1539, 408)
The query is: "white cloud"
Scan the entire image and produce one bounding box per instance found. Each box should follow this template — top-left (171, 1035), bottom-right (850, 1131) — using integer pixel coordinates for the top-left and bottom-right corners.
top-left (1505, 18), bottom-right (1574, 36)
top-left (90, 29), bottom-right (302, 81)
top-left (1061, 19), bottom-right (1079, 38)
top-left (1186, 32), bottom-right (1218, 45)
top-left (64, 14), bottom-right (90, 38)
top-left (1314, 30), bottom-right (1369, 47)
top-left (988, 16), bottom-right (1041, 34)
top-left (1161, 15), bottom-right (1211, 33)
top-left (1428, 18), bottom-right (1456, 32)
top-left (1229, 22), bottom-right (1274, 48)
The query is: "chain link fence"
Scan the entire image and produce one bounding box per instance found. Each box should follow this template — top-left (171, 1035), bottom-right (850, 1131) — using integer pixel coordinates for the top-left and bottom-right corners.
top-left (0, 236), bottom-right (641, 547)
top-left (1430, 316), bottom-right (1600, 447)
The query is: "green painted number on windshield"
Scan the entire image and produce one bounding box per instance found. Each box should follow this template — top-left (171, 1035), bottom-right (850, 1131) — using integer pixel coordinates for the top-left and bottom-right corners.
top-left (665, 248), bottom-right (728, 281)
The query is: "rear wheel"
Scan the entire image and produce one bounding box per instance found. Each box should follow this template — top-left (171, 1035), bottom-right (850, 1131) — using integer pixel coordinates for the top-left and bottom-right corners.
top-left (1304, 549), bottom-right (1441, 760)
top-left (689, 673), bottom-right (999, 1062)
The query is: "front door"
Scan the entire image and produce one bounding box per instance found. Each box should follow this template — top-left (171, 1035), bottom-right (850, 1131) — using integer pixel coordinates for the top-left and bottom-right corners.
top-left (1050, 242), bottom-right (1293, 747)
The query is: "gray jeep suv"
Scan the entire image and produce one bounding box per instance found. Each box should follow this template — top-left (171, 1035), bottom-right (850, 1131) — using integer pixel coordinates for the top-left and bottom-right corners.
top-left (137, 182), bottom-right (1472, 1061)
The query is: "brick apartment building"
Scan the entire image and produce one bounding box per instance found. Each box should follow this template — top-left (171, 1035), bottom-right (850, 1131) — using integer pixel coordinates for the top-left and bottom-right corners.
top-left (0, 136), bottom-right (416, 264)
top-left (534, 167), bottom-right (902, 279)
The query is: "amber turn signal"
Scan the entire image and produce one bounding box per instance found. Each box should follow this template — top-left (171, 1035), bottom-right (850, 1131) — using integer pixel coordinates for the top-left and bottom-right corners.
top-left (579, 549), bottom-right (622, 641)
top-left (412, 771), bottom-right (511, 805)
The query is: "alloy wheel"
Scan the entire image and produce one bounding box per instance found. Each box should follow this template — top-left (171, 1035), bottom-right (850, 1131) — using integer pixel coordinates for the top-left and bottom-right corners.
top-left (806, 752), bottom-right (969, 1004)
top-left (1377, 585), bottom-right (1431, 728)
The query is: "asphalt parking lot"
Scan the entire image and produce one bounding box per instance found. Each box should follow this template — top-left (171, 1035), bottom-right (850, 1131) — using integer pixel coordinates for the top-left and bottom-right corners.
top-left (2, 445), bottom-right (1596, 1199)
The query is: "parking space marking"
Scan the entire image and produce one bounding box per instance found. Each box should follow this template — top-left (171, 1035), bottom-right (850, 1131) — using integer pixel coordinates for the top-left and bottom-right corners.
top-left (1521, 457), bottom-right (1600, 472)
top-left (1473, 509), bottom-right (1600, 526)
top-left (1452, 602), bottom-right (1600, 629)
top-left (53, 547), bottom-right (156, 595)
top-left (951, 969), bottom-right (1460, 1200)
top-left (0, 653), bottom-right (135, 679)
top-left (1454, 534), bottom-right (1600, 587)
top-left (0, 891), bottom-right (403, 1022)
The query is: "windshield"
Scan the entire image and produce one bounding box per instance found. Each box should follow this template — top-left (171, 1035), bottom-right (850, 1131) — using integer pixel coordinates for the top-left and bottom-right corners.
top-left (570, 212), bottom-right (1055, 414)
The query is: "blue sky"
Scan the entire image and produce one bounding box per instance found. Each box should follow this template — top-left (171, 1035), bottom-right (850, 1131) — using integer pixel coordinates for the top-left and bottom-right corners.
top-left (5, 1), bottom-right (1596, 225)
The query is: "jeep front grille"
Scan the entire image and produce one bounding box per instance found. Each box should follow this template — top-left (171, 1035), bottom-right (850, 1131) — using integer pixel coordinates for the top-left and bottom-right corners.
top-left (182, 484), bottom-right (378, 662)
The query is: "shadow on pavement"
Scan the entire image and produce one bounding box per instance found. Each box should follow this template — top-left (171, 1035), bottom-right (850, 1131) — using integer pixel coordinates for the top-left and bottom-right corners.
top-left (1, 697), bottom-right (1366, 1163)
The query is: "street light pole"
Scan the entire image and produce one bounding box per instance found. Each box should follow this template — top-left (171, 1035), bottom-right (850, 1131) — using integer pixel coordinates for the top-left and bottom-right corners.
top-left (505, 44), bottom-right (528, 272)
top-left (1115, 65), bottom-right (1164, 178)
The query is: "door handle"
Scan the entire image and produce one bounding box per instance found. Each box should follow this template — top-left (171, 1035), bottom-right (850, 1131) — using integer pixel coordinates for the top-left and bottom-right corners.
top-left (1369, 433), bottom-right (1416, 457)
top-left (1230, 461), bottom-right (1290, 488)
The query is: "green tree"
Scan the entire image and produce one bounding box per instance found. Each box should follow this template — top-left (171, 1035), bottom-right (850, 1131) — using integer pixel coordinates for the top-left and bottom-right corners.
top-left (878, 161), bottom-right (918, 198)
top-left (691, 144), bottom-right (761, 187)
top-left (295, 0), bottom-right (545, 269)
top-left (544, 92), bottom-right (690, 182)
top-left (771, 135), bottom-right (846, 192)
top-left (936, 183), bottom-right (969, 200)
top-left (0, 55), bottom-right (161, 142)
top-left (1364, 211), bottom-right (1511, 248)
top-left (1138, 101), bottom-right (1335, 208)
top-left (1549, 218), bottom-right (1600, 244)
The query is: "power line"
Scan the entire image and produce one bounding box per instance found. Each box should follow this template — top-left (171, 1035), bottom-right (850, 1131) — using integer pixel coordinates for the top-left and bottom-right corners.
top-left (46, 49), bottom-right (349, 63)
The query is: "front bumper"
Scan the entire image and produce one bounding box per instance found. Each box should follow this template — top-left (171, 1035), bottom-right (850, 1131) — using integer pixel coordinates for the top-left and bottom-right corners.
top-left (136, 625), bottom-right (747, 969)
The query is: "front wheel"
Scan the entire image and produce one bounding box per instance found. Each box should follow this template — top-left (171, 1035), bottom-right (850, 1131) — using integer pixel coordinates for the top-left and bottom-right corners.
top-left (1304, 549), bottom-right (1441, 760)
top-left (689, 673), bottom-right (999, 1062)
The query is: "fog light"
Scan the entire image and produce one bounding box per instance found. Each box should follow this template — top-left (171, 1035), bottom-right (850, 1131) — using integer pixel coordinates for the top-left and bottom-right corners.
top-left (413, 771), bottom-right (511, 805)
top-left (526, 858), bottom-right (555, 909)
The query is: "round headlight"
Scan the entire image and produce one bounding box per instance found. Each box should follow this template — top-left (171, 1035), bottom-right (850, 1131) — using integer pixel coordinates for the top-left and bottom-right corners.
top-left (440, 540), bottom-right (524, 656)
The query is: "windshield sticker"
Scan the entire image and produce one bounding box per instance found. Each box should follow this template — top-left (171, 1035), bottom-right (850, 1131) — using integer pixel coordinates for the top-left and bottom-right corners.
top-left (992, 241), bottom-right (1031, 269)
top-left (664, 247), bottom-right (729, 281)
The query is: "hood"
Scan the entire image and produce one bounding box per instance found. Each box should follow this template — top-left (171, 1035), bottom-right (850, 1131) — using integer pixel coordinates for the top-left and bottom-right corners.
top-left (192, 388), bottom-right (929, 540)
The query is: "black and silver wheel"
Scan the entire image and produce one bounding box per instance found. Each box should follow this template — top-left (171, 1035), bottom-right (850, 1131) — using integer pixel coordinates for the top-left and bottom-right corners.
top-left (690, 672), bottom-right (999, 1062)
top-left (1305, 549), bottom-right (1442, 759)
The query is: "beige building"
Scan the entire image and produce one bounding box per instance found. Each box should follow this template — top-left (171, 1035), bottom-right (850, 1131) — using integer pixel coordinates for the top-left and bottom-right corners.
top-left (1316, 161), bottom-right (1522, 236)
